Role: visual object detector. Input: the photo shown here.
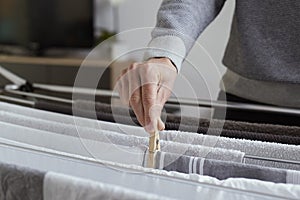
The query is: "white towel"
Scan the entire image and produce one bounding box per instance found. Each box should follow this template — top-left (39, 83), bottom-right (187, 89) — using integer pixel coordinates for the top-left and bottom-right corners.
top-left (0, 121), bottom-right (147, 166)
top-left (0, 111), bottom-right (245, 163)
top-left (0, 102), bottom-right (147, 136)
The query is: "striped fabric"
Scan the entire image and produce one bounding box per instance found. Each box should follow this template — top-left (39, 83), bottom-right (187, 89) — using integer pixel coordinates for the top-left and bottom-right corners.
top-left (153, 151), bottom-right (300, 185)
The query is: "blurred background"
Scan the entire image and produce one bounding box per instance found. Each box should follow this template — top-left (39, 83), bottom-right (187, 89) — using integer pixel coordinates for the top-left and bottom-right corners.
top-left (0, 0), bottom-right (235, 117)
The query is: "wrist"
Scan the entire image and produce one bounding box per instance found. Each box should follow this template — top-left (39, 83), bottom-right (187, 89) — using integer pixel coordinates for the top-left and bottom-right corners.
top-left (143, 35), bottom-right (186, 72)
top-left (148, 57), bottom-right (177, 73)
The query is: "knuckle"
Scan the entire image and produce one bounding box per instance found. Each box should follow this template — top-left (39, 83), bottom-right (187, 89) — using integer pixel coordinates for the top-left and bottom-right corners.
top-left (143, 67), bottom-right (159, 82)
top-left (129, 62), bottom-right (139, 70)
top-left (143, 83), bottom-right (156, 92)
top-left (142, 95), bottom-right (155, 105)
top-left (144, 64), bottom-right (154, 73)
top-left (121, 68), bottom-right (128, 74)
top-left (130, 94), bottom-right (141, 104)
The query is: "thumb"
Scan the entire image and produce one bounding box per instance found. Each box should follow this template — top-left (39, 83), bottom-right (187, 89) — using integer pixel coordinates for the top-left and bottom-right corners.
top-left (144, 117), bottom-right (165, 133)
top-left (144, 104), bottom-right (164, 133)
top-left (157, 117), bottom-right (165, 131)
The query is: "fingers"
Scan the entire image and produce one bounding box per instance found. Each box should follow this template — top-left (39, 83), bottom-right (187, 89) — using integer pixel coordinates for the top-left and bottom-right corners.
top-left (141, 82), bottom-right (159, 133)
top-left (157, 84), bottom-right (173, 105)
top-left (128, 65), bottom-right (145, 126)
top-left (115, 58), bottom-right (177, 134)
top-left (152, 63), bottom-right (176, 132)
top-left (157, 117), bottom-right (165, 131)
top-left (139, 64), bottom-right (160, 133)
top-left (116, 62), bottom-right (142, 105)
top-left (116, 68), bottom-right (130, 105)
top-left (129, 88), bottom-right (145, 126)
top-left (153, 85), bottom-right (172, 132)
top-left (116, 62), bottom-right (147, 126)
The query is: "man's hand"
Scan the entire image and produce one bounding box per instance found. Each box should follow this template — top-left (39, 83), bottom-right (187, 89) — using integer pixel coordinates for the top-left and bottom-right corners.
top-left (116, 58), bottom-right (177, 133)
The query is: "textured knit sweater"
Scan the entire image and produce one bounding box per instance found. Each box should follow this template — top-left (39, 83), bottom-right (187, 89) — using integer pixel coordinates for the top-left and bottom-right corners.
top-left (144, 0), bottom-right (300, 107)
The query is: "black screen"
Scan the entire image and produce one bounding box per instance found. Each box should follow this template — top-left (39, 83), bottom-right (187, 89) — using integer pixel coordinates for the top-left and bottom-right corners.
top-left (0, 0), bottom-right (94, 50)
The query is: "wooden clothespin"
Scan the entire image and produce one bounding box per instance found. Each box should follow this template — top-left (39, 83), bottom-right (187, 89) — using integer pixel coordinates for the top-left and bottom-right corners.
top-left (147, 131), bottom-right (160, 168)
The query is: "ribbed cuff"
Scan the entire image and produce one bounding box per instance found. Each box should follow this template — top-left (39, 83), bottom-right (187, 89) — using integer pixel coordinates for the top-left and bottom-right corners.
top-left (143, 35), bottom-right (186, 72)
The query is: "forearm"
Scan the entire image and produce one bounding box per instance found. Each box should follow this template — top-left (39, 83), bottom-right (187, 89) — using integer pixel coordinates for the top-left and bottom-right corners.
top-left (144, 0), bottom-right (226, 71)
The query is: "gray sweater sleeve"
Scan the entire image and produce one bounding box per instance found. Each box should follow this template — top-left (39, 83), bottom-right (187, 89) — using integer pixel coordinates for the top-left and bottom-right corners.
top-left (144, 0), bottom-right (226, 71)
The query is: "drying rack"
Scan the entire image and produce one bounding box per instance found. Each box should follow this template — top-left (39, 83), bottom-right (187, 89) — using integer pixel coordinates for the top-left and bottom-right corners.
top-left (1, 64), bottom-right (300, 116)
top-left (0, 64), bottom-right (300, 166)
top-left (0, 137), bottom-right (292, 200)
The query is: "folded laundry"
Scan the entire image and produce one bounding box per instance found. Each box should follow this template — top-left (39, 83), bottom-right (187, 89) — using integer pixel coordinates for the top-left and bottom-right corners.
top-left (150, 151), bottom-right (300, 185)
top-left (0, 121), bottom-right (149, 166)
top-left (89, 111), bottom-right (300, 146)
top-left (35, 99), bottom-right (300, 137)
top-left (0, 103), bottom-right (299, 170)
top-left (34, 100), bottom-right (300, 145)
top-left (0, 112), bottom-right (245, 163)
top-left (0, 162), bottom-right (170, 200)
top-left (160, 131), bottom-right (300, 170)
top-left (1, 102), bottom-right (300, 199)
top-left (74, 100), bottom-right (300, 136)
top-left (0, 101), bottom-right (147, 136)
top-left (1, 102), bottom-right (299, 170)
top-left (0, 139), bottom-right (299, 200)
top-left (5, 115), bottom-right (269, 185)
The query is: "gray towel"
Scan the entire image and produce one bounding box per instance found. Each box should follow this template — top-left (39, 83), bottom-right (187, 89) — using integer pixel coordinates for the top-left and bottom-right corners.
top-left (73, 100), bottom-right (300, 145)
top-left (0, 162), bottom-right (44, 200)
top-left (0, 121), bottom-right (148, 167)
top-left (44, 172), bottom-right (171, 200)
top-left (0, 102), bottom-right (148, 137)
top-left (160, 131), bottom-right (300, 170)
top-left (152, 151), bottom-right (300, 185)
top-left (37, 100), bottom-right (300, 144)
top-left (2, 100), bottom-right (300, 139)
top-left (75, 100), bottom-right (300, 136)
top-left (0, 111), bottom-right (245, 163)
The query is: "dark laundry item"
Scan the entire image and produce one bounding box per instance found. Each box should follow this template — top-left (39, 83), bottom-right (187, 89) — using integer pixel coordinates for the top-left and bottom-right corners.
top-left (34, 99), bottom-right (141, 127)
top-left (214, 91), bottom-right (300, 127)
top-left (34, 100), bottom-right (300, 145)
top-left (0, 162), bottom-right (44, 200)
top-left (75, 100), bottom-right (300, 144)
top-left (156, 151), bottom-right (300, 184)
top-left (102, 115), bottom-right (300, 145)
top-left (74, 100), bottom-right (300, 137)
top-left (36, 100), bottom-right (73, 116)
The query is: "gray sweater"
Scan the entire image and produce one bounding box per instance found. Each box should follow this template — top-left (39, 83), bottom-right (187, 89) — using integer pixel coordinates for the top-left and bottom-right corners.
top-left (144, 0), bottom-right (300, 107)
